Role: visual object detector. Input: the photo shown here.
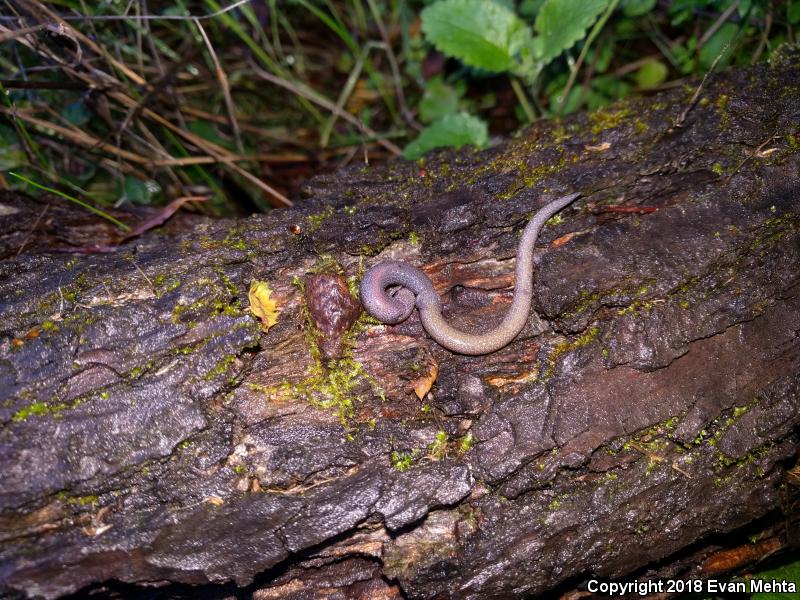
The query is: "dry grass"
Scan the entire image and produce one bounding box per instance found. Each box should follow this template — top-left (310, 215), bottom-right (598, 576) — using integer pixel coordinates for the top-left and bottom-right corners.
top-left (0, 0), bottom-right (409, 215)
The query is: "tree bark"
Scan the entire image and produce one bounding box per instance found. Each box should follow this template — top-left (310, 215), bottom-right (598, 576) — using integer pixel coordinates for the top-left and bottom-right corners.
top-left (1, 50), bottom-right (799, 600)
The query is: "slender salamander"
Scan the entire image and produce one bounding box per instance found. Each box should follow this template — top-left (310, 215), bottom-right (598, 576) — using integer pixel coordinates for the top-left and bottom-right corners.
top-left (360, 192), bottom-right (580, 355)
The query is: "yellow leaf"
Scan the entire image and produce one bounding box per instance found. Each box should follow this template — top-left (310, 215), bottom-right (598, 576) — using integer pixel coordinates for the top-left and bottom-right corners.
top-left (248, 280), bottom-right (279, 332)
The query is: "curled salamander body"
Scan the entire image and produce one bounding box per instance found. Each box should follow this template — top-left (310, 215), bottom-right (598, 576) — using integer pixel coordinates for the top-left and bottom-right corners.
top-left (360, 193), bottom-right (580, 355)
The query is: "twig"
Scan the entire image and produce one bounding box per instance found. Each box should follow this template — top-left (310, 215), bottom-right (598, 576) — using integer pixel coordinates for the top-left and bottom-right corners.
top-left (698, 0), bottom-right (739, 48)
top-left (0, 107), bottom-right (155, 165)
top-left (0, 23), bottom-right (46, 43)
top-left (131, 261), bottom-right (155, 293)
top-left (195, 18), bottom-right (244, 154)
top-left (672, 44), bottom-right (730, 129)
top-left (723, 132), bottom-right (781, 184)
top-left (364, 0), bottom-right (420, 131)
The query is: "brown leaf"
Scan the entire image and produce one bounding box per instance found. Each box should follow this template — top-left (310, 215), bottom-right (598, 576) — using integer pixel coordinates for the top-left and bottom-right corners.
top-left (413, 362), bottom-right (439, 400)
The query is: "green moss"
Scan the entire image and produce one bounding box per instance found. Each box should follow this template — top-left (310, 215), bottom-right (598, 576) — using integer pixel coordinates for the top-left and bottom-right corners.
top-left (171, 277), bottom-right (243, 324)
top-left (616, 298), bottom-right (655, 316)
top-left (203, 354), bottom-right (237, 381)
top-left (408, 231), bottom-right (420, 245)
top-left (252, 278), bottom-right (384, 427)
top-left (458, 432), bottom-right (474, 454)
top-left (12, 401), bottom-right (51, 421)
top-left (551, 124), bottom-right (569, 144)
top-left (733, 405), bottom-right (749, 418)
top-left (391, 449), bottom-right (419, 472)
top-left (542, 326), bottom-right (600, 380)
top-left (56, 492), bottom-right (99, 506)
top-left (222, 230), bottom-right (248, 251)
top-left (589, 107), bottom-right (633, 135)
top-left (41, 320), bottom-right (59, 332)
top-left (548, 492), bottom-right (568, 511)
top-left (360, 242), bottom-right (389, 257)
top-left (711, 162), bottom-right (724, 175)
top-left (562, 289), bottom-right (602, 320)
top-left (520, 155), bottom-right (568, 188)
top-left (305, 205), bottom-right (335, 232)
top-left (428, 430), bottom-right (449, 460)
top-left (127, 360), bottom-right (155, 380)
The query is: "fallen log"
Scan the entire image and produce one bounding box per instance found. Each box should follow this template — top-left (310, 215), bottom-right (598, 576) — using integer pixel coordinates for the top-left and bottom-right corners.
top-left (1, 48), bottom-right (799, 599)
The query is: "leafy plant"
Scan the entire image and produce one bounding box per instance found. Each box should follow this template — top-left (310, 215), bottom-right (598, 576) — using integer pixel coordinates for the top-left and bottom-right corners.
top-left (750, 552), bottom-right (800, 600)
top-left (0, 0), bottom-right (795, 208)
top-left (405, 0), bottom-right (792, 157)
top-left (403, 112), bottom-right (488, 159)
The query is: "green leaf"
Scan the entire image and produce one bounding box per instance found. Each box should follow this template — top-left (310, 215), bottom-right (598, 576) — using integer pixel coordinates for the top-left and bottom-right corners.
top-left (750, 554), bottom-right (800, 600)
top-left (419, 76), bottom-right (464, 123)
top-left (589, 75), bottom-right (631, 108)
top-left (0, 148), bottom-right (25, 171)
top-left (620, 0), bottom-right (656, 17)
top-left (789, 1), bottom-right (800, 24)
top-left (187, 120), bottom-right (231, 149)
top-left (737, 0), bottom-right (752, 18)
top-left (534, 0), bottom-right (610, 64)
top-left (699, 22), bottom-right (738, 70)
top-left (492, 0), bottom-right (516, 10)
top-left (421, 0), bottom-right (534, 72)
top-left (635, 60), bottom-right (668, 88)
top-left (403, 112), bottom-right (489, 160)
top-left (519, 0), bottom-right (546, 20)
top-left (122, 175), bottom-right (160, 205)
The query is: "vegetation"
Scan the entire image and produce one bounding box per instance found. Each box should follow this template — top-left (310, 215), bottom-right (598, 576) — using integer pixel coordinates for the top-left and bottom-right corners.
top-left (1, 0), bottom-right (797, 217)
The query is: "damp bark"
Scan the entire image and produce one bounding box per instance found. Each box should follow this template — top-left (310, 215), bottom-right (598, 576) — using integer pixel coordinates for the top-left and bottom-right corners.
top-left (1, 51), bottom-right (799, 600)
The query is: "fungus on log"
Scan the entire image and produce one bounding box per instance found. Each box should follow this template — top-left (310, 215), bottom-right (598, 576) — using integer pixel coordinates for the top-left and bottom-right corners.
top-left (1, 50), bottom-right (799, 599)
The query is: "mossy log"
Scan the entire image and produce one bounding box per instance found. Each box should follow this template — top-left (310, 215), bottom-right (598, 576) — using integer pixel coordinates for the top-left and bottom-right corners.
top-left (1, 51), bottom-right (799, 600)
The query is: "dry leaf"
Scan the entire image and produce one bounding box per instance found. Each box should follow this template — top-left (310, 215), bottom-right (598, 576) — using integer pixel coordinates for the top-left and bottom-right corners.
top-left (585, 142), bottom-right (611, 151)
top-left (413, 362), bottom-right (439, 400)
top-left (552, 232), bottom-right (577, 248)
